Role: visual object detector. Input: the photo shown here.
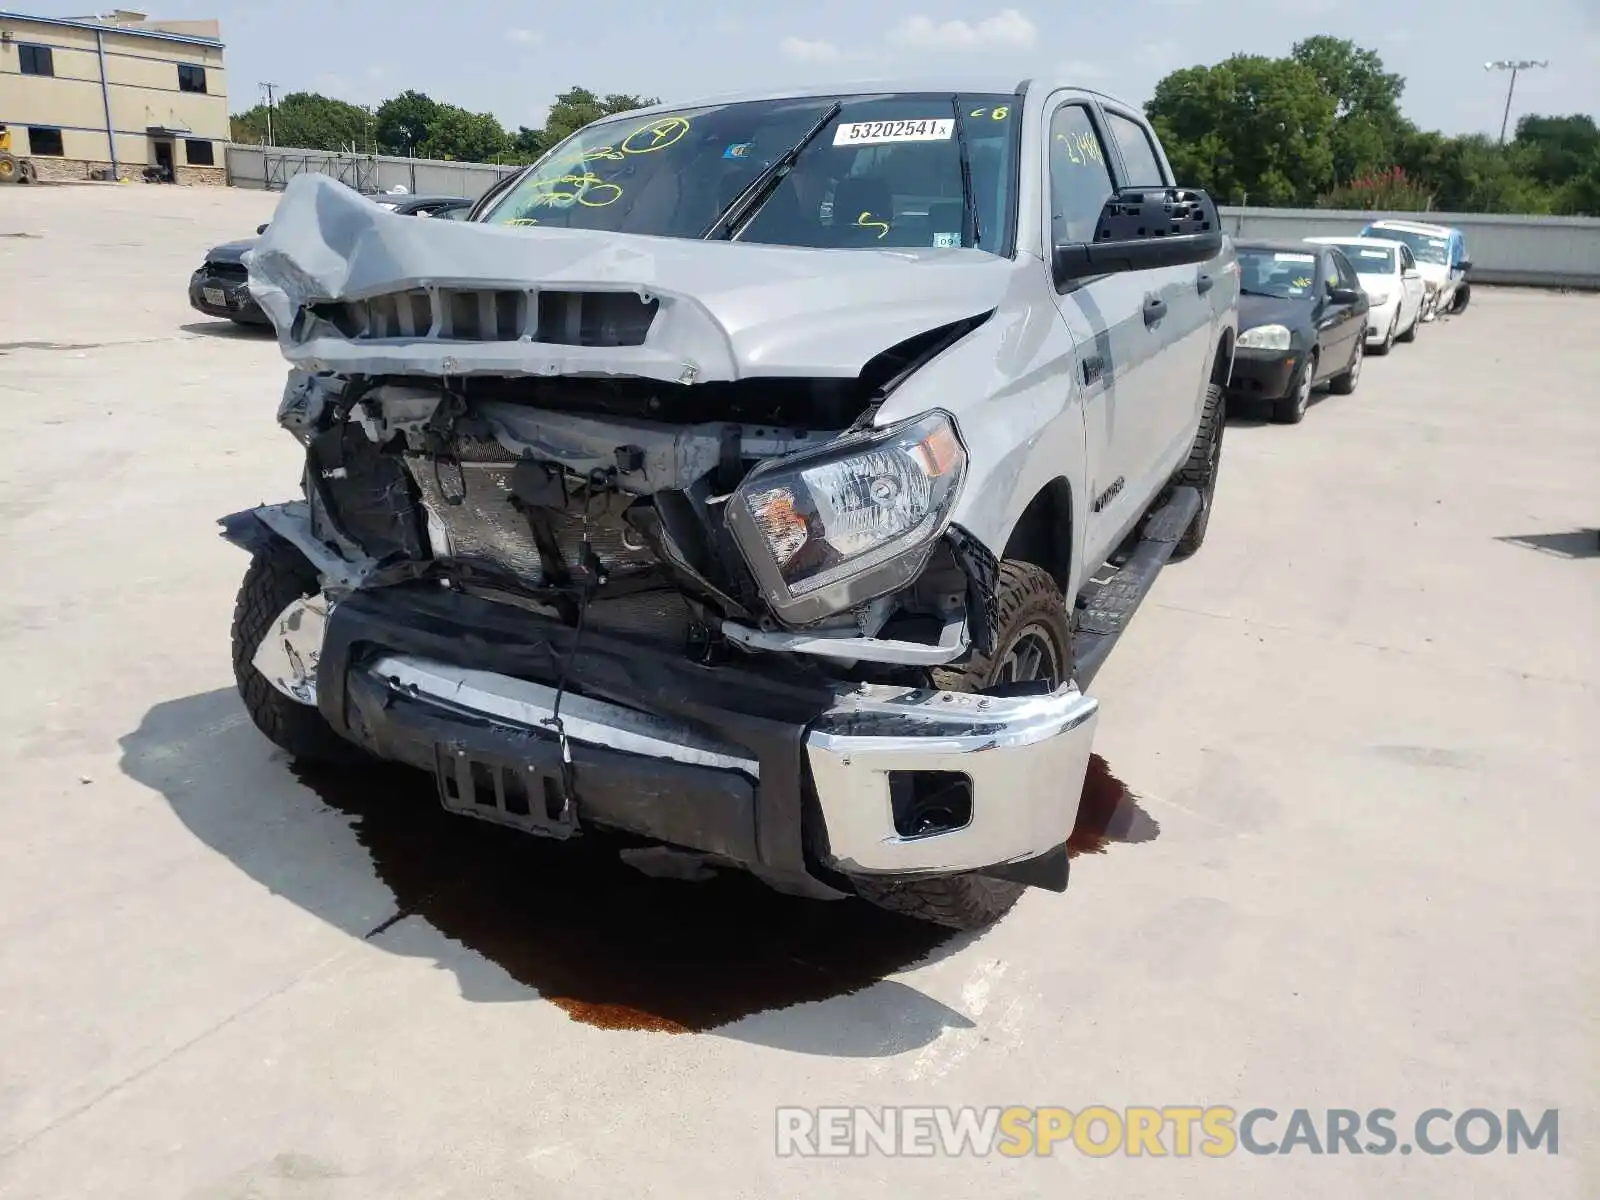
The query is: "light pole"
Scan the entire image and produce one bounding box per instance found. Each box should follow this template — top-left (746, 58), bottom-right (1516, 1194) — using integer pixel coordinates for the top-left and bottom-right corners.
top-left (1483, 60), bottom-right (1548, 145)
top-left (259, 81), bottom-right (280, 147)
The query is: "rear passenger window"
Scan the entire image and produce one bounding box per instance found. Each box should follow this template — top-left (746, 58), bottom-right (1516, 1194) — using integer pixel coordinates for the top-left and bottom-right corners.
top-left (1105, 112), bottom-right (1166, 186)
top-left (1048, 105), bottom-right (1114, 244)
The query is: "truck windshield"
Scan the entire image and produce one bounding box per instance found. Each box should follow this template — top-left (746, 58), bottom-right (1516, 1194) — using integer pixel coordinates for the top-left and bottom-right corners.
top-left (481, 92), bottom-right (1018, 254)
top-left (1365, 226), bottom-right (1450, 265)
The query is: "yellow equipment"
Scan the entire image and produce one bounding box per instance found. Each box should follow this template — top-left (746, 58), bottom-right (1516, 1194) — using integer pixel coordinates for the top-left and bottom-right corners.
top-left (0, 124), bottom-right (39, 184)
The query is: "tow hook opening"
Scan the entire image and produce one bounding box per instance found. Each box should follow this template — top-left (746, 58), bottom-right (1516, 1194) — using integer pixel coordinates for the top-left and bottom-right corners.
top-left (890, 770), bottom-right (974, 839)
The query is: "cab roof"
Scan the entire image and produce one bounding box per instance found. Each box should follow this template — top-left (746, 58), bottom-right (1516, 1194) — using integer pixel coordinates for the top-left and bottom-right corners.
top-left (603, 77), bottom-right (1140, 123)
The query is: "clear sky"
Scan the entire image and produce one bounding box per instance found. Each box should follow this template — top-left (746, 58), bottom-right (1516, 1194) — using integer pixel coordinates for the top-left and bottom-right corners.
top-left (28, 0), bottom-right (1599, 136)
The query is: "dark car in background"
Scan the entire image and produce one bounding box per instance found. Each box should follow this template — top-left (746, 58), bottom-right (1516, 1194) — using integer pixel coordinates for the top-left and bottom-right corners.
top-left (1227, 240), bottom-right (1370, 424)
top-left (188, 193), bottom-right (471, 325)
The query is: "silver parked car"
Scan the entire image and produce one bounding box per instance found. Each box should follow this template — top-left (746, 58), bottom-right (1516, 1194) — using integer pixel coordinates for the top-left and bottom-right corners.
top-left (223, 78), bottom-right (1239, 930)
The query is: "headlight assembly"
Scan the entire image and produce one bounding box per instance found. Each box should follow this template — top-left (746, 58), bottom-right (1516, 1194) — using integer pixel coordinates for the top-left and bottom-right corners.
top-left (726, 410), bottom-right (967, 626)
top-left (1238, 323), bottom-right (1292, 351)
top-left (1366, 289), bottom-right (1390, 305)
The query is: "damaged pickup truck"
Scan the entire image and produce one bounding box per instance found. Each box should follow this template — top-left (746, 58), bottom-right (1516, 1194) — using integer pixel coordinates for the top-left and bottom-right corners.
top-left (222, 80), bottom-right (1238, 930)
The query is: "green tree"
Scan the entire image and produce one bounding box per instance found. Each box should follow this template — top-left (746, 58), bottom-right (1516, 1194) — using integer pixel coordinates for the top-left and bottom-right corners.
top-left (1513, 114), bottom-right (1600, 190)
top-left (1147, 55), bottom-right (1336, 205)
top-left (1290, 37), bottom-right (1411, 187)
top-left (375, 89), bottom-right (441, 156)
top-left (228, 91), bottom-right (371, 152)
top-left (539, 87), bottom-right (658, 148)
top-left (418, 104), bottom-right (509, 162)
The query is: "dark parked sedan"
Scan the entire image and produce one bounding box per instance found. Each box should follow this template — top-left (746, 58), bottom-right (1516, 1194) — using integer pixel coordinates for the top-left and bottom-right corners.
top-left (1228, 240), bottom-right (1371, 424)
top-left (188, 194), bottom-right (471, 326)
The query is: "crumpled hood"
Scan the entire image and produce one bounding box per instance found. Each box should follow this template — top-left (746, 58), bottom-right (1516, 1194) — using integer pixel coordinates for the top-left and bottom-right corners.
top-left (206, 237), bottom-right (258, 265)
top-left (247, 173), bottom-right (1013, 383)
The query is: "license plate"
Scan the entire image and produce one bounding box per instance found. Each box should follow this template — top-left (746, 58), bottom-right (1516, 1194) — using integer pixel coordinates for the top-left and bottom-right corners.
top-left (203, 287), bottom-right (226, 306)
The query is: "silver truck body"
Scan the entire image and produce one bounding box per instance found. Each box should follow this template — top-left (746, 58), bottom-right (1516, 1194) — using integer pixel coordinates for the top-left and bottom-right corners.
top-left (223, 77), bottom-right (1238, 923)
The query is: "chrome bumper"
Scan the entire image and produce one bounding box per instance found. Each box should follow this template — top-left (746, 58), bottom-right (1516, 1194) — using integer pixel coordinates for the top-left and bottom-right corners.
top-left (805, 682), bottom-right (1099, 875)
top-left (249, 575), bottom-right (1099, 880)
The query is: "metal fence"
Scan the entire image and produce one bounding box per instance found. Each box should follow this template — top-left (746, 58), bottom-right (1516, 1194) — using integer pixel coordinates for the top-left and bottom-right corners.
top-left (1219, 206), bottom-right (1600, 289)
top-left (222, 146), bottom-right (1600, 289)
top-left (225, 144), bottom-right (517, 201)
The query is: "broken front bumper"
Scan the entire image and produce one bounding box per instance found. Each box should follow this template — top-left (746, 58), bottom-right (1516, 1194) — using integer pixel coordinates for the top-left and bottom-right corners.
top-left (231, 509), bottom-right (1099, 890)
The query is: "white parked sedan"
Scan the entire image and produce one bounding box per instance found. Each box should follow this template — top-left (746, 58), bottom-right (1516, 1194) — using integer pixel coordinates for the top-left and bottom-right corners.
top-left (1305, 236), bottom-right (1426, 355)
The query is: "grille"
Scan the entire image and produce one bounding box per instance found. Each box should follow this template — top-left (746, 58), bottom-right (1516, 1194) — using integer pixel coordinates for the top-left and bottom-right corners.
top-left (205, 261), bottom-right (248, 281)
top-left (314, 288), bottom-right (657, 345)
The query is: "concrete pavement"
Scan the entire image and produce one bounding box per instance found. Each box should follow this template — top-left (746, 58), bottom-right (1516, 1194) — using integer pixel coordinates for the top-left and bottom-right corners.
top-left (1, 183), bottom-right (1595, 1198)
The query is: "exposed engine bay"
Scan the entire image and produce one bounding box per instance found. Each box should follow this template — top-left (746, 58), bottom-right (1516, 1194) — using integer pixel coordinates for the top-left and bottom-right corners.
top-left (280, 364), bottom-right (1000, 680)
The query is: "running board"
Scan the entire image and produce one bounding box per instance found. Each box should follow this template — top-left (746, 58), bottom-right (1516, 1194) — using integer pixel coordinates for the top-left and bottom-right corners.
top-left (1073, 486), bottom-right (1201, 689)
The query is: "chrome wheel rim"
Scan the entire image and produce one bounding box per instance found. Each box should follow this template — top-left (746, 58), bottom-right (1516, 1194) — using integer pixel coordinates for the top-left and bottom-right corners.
top-left (995, 624), bottom-right (1063, 688)
top-left (1296, 364), bottom-right (1313, 412)
top-left (1350, 341), bottom-right (1363, 384)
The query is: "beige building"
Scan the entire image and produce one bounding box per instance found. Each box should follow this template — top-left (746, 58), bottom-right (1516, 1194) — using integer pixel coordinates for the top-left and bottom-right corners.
top-left (0, 8), bottom-right (228, 184)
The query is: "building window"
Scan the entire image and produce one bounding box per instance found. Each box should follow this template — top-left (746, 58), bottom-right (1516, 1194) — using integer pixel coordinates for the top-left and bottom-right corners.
top-left (27, 128), bottom-right (65, 157)
top-left (177, 63), bottom-right (207, 93)
top-left (184, 139), bottom-right (215, 166)
top-left (19, 43), bottom-right (55, 76)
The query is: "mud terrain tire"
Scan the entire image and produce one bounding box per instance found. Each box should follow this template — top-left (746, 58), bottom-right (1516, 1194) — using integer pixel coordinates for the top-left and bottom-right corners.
top-left (231, 542), bottom-right (363, 764)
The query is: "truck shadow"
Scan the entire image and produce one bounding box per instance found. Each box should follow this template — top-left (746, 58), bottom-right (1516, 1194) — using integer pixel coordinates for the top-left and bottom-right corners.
top-left (119, 689), bottom-right (1158, 1054)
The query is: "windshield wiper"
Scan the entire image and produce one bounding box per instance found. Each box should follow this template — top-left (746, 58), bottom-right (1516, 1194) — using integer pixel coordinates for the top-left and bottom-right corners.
top-left (703, 100), bottom-right (842, 241)
top-left (951, 96), bottom-right (981, 248)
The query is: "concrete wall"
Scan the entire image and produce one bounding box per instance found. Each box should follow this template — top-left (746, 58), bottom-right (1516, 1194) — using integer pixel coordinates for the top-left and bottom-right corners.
top-left (0, 11), bottom-right (229, 182)
top-left (224, 144), bottom-right (518, 201)
top-left (1219, 206), bottom-right (1600, 289)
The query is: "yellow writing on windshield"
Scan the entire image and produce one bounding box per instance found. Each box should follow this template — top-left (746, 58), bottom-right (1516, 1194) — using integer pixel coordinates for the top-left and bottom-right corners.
top-left (968, 105), bottom-right (1012, 120)
top-left (506, 218), bottom-right (540, 225)
top-left (525, 172), bottom-right (623, 208)
top-left (1291, 276), bottom-right (1311, 288)
top-left (621, 115), bottom-right (691, 154)
top-left (853, 210), bottom-right (890, 239)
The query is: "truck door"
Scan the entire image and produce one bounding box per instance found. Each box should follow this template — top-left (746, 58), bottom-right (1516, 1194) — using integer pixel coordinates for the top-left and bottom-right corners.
top-left (1097, 105), bottom-right (1214, 482)
top-left (1045, 98), bottom-right (1154, 570)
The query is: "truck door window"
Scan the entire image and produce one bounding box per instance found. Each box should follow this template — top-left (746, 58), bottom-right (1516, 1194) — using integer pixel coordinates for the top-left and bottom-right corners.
top-left (1104, 112), bottom-right (1166, 186)
top-left (1048, 104), bottom-right (1114, 244)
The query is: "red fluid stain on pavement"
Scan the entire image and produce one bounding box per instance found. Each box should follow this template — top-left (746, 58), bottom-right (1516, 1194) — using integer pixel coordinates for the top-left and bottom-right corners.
top-left (290, 751), bottom-right (1157, 1033)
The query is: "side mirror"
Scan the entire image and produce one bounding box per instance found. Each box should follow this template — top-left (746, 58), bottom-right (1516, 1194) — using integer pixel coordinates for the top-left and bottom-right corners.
top-left (1052, 186), bottom-right (1223, 286)
top-left (1458, 259), bottom-right (1472, 273)
top-left (1330, 286), bottom-right (1362, 305)
top-left (256, 223), bottom-right (269, 235)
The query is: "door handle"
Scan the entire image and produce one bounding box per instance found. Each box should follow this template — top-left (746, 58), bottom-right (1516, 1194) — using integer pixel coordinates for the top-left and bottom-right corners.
top-left (1143, 295), bottom-right (1168, 326)
top-left (1082, 354), bottom-right (1104, 386)
top-left (1197, 273), bottom-right (1214, 295)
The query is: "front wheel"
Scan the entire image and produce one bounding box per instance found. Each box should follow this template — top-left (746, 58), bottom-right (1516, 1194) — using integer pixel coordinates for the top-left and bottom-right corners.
top-left (1370, 311), bottom-right (1396, 356)
top-left (1450, 282), bottom-right (1471, 315)
top-left (231, 542), bottom-right (364, 764)
top-left (852, 562), bottom-right (1073, 931)
top-left (1273, 353), bottom-right (1316, 424)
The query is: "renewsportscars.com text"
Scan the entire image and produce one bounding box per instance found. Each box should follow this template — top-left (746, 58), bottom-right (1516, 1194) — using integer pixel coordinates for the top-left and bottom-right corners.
top-left (775, 1106), bottom-right (1560, 1158)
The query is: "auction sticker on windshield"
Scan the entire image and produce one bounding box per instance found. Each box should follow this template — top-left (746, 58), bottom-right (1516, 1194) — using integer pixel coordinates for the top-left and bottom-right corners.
top-left (1273, 252), bottom-right (1316, 263)
top-left (833, 119), bottom-right (954, 146)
